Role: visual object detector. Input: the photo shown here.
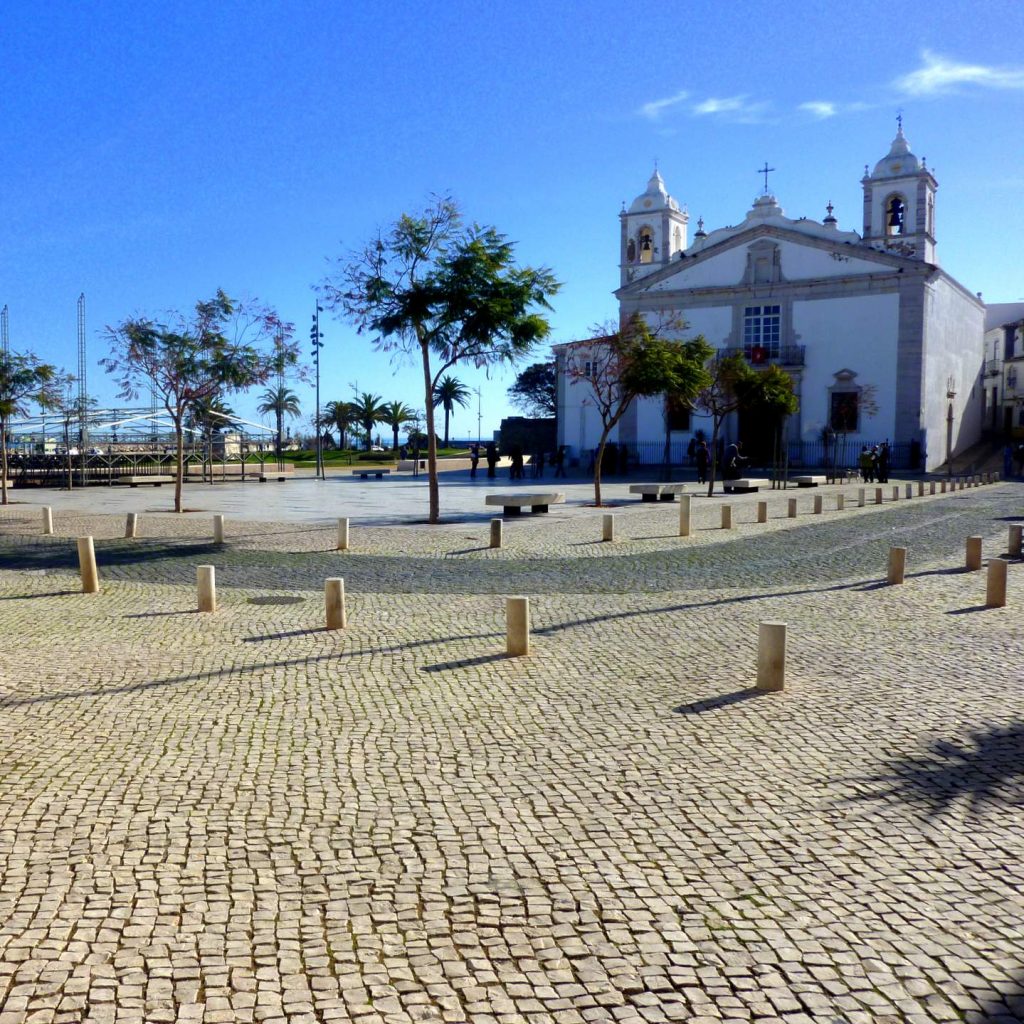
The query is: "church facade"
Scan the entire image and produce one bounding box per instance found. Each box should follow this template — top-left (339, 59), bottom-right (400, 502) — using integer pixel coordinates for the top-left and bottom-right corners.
top-left (554, 127), bottom-right (985, 472)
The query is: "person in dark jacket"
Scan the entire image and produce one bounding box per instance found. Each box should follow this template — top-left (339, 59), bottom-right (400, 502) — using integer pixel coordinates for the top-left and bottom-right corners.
top-left (695, 441), bottom-right (710, 484)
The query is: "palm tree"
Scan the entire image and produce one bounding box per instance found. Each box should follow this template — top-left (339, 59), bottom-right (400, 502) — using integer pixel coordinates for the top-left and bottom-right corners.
top-left (321, 400), bottom-right (357, 450)
top-left (257, 385), bottom-right (301, 456)
top-left (432, 375), bottom-right (471, 448)
top-left (350, 392), bottom-right (387, 451)
top-left (381, 400), bottom-right (416, 452)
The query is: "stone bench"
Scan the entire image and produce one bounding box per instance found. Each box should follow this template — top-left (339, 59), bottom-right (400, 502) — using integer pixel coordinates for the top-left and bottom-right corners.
top-left (121, 475), bottom-right (175, 487)
top-left (259, 469), bottom-right (295, 481)
top-left (485, 492), bottom-right (565, 516)
top-left (354, 468), bottom-right (391, 480)
top-left (723, 477), bottom-right (769, 493)
top-left (629, 483), bottom-right (687, 502)
top-left (793, 475), bottom-right (827, 487)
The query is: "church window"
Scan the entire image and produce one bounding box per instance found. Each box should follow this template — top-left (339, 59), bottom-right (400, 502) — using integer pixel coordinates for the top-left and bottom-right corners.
top-left (666, 399), bottom-right (690, 432)
top-left (743, 305), bottom-right (781, 360)
top-left (626, 239), bottom-right (636, 263)
top-left (830, 391), bottom-right (859, 432)
top-left (673, 226), bottom-right (682, 254)
top-left (638, 226), bottom-right (654, 264)
top-left (885, 195), bottom-right (906, 237)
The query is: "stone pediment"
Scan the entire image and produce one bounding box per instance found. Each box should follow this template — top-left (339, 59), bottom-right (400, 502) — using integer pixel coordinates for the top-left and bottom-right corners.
top-left (617, 222), bottom-right (925, 298)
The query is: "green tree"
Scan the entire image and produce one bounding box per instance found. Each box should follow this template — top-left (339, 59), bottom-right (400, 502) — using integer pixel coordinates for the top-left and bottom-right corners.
top-left (257, 385), bottom-right (302, 456)
top-left (322, 195), bottom-right (559, 523)
top-left (381, 400), bottom-right (416, 451)
top-left (0, 351), bottom-right (62, 505)
top-left (431, 374), bottom-right (471, 448)
top-left (507, 360), bottom-right (557, 417)
top-left (103, 290), bottom-right (295, 512)
top-left (692, 356), bottom-right (799, 496)
top-left (320, 400), bottom-right (356, 450)
top-left (350, 392), bottom-right (387, 451)
top-left (566, 316), bottom-right (712, 506)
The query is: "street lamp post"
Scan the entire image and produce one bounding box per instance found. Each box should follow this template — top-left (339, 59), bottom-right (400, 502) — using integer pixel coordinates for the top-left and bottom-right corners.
top-left (475, 386), bottom-right (482, 443)
top-left (946, 375), bottom-right (956, 479)
top-left (310, 304), bottom-right (324, 481)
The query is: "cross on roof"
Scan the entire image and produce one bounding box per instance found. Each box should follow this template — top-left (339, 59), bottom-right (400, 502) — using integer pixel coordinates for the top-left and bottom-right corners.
top-left (758, 162), bottom-right (775, 194)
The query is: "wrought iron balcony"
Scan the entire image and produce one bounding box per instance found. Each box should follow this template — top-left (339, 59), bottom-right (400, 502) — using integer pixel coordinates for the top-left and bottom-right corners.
top-left (716, 345), bottom-right (806, 368)
top-left (984, 358), bottom-right (1001, 377)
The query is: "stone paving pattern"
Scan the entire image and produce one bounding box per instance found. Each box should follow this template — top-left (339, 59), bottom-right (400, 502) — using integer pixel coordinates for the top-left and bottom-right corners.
top-left (0, 481), bottom-right (1022, 1023)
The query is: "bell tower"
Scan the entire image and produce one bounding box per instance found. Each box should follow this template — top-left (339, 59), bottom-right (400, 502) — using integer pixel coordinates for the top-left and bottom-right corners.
top-left (620, 168), bottom-right (689, 286)
top-left (861, 120), bottom-right (938, 263)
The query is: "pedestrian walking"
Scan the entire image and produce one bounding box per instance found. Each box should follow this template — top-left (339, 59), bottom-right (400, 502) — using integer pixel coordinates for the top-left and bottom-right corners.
top-left (485, 442), bottom-right (498, 478)
top-left (469, 443), bottom-right (480, 479)
top-left (554, 445), bottom-right (567, 478)
top-left (695, 441), bottom-right (710, 484)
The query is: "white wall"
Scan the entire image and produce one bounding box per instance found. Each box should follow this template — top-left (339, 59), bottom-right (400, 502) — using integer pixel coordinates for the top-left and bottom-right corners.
top-left (793, 293), bottom-right (900, 442)
top-left (921, 278), bottom-right (985, 469)
top-left (776, 239), bottom-right (887, 280)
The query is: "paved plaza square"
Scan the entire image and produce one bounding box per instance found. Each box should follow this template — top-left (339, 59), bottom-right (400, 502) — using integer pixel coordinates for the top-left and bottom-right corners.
top-left (0, 475), bottom-right (1022, 1024)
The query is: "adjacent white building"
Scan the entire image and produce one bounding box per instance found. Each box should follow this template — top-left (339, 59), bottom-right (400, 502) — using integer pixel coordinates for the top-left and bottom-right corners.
top-left (555, 126), bottom-right (987, 472)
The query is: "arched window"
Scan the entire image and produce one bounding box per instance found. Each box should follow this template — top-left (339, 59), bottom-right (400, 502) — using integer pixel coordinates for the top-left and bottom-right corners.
top-left (673, 226), bottom-right (682, 254)
top-left (638, 226), bottom-right (654, 264)
top-left (626, 238), bottom-right (636, 263)
top-left (885, 194), bottom-right (906, 237)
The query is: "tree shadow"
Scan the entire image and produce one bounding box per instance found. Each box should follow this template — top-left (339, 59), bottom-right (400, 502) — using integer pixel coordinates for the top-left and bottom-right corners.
top-left (841, 722), bottom-right (1024, 820)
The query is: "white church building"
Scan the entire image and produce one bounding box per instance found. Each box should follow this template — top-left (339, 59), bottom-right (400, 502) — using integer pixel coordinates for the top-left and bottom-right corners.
top-left (554, 126), bottom-right (986, 472)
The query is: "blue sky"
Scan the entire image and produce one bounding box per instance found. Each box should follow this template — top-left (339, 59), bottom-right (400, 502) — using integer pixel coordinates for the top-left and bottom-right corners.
top-left (3, 0), bottom-right (1024, 440)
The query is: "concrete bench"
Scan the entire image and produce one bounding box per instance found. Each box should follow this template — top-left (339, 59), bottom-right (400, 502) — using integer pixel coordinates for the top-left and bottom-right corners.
top-left (723, 477), bottom-right (769, 493)
top-left (259, 469), bottom-right (295, 482)
top-left (121, 475), bottom-right (175, 487)
top-left (793, 475), bottom-right (827, 487)
top-left (354, 468), bottom-right (391, 480)
top-left (629, 483), bottom-right (687, 502)
top-left (485, 492), bottom-right (565, 516)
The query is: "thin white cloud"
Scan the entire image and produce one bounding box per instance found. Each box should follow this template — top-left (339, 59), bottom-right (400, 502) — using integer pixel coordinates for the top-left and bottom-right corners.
top-left (693, 95), bottom-right (746, 115)
top-left (799, 101), bottom-right (838, 119)
top-left (638, 89), bottom-right (690, 120)
top-left (895, 50), bottom-right (1024, 96)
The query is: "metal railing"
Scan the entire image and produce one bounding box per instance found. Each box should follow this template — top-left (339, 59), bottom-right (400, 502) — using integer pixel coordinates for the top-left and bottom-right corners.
top-left (716, 345), bottom-right (806, 367)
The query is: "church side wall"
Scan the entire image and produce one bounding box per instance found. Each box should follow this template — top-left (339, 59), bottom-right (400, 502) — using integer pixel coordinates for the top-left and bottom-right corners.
top-left (792, 294), bottom-right (900, 443)
top-left (920, 278), bottom-right (985, 470)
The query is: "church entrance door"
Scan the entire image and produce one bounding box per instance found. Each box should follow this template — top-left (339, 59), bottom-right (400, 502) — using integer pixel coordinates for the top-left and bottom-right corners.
top-left (738, 408), bottom-right (783, 471)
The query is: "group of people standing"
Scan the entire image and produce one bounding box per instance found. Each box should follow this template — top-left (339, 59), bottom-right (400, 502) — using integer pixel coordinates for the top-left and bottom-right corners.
top-left (858, 443), bottom-right (891, 483)
top-left (468, 443), bottom-right (567, 480)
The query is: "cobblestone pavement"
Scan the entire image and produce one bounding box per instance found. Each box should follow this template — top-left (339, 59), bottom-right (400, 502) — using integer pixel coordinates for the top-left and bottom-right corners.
top-left (0, 482), bottom-right (1021, 1023)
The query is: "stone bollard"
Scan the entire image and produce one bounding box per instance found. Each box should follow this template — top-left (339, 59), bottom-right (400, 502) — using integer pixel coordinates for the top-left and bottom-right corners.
top-left (858, 487), bottom-right (866, 507)
top-left (906, 483), bottom-right (913, 499)
top-left (887, 546), bottom-right (907, 585)
top-left (836, 494), bottom-right (845, 511)
top-left (602, 513), bottom-right (616, 542)
top-left (813, 494), bottom-right (823, 515)
top-left (788, 498), bottom-right (798, 519)
top-left (325, 578), bottom-right (346, 630)
top-left (125, 513), bottom-right (138, 539)
top-left (892, 486), bottom-right (900, 502)
top-left (213, 514), bottom-right (225, 545)
top-left (77, 537), bottom-right (100, 594)
top-left (994, 470), bottom-right (1001, 482)
top-left (965, 536), bottom-right (983, 571)
top-left (958, 478), bottom-right (965, 491)
top-left (489, 518), bottom-right (503, 549)
top-left (756, 500), bottom-right (768, 523)
top-left (940, 480), bottom-right (947, 493)
top-left (678, 494), bottom-right (691, 538)
top-left (41, 506), bottom-right (54, 535)
top-left (1009, 524), bottom-right (1023, 558)
top-left (197, 565), bottom-right (216, 613)
top-left (337, 517), bottom-right (350, 551)
top-left (930, 481), bottom-right (936, 495)
top-left (756, 622), bottom-right (786, 692)
top-left (875, 487), bottom-right (883, 505)
top-left (917, 481), bottom-right (924, 497)
top-left (718, 504), bottom-right (731, 530)
top-left (506, 596), bottom-right (530, 656)
top-left (986, 559), bottom-right (1008, 608)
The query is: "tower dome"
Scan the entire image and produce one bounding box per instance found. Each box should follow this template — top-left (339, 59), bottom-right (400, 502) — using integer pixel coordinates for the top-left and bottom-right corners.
top-left (628, 168), bottom-right (681, 214)
top-left (871, 124), bottom-right (921, 179)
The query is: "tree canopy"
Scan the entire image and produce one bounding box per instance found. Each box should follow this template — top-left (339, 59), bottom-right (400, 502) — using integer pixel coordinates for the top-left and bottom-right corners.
top-left (103, 290), bottom-right (295, 511)
top-left (507, 360), bottom-right (557, 417)
top-left (321, 195), bottom-right (559, 523)
top-left (0, 350), bottom-right (61, 505)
